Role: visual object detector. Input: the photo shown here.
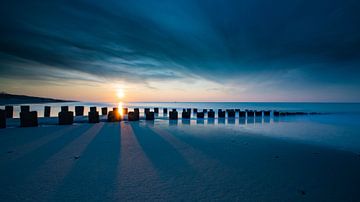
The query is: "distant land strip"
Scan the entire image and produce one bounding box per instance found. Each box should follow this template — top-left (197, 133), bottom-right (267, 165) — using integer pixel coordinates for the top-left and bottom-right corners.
top-left (0, 92), bottom-right (75, 105)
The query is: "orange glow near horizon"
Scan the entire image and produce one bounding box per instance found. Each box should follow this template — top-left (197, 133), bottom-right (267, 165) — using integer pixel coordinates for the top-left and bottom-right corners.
top-left (116, 88), bottom-right (125, 99)
top-left (118, 102), bottom-right (124, 116)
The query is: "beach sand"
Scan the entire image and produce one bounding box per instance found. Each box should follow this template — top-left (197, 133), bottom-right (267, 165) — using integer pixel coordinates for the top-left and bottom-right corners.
top-left (1, 119), bottom-right (360, 201)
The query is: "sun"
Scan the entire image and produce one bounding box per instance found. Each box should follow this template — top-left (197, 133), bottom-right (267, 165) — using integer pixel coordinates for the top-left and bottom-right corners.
top-left (116, 88), bottom-right (125, 99)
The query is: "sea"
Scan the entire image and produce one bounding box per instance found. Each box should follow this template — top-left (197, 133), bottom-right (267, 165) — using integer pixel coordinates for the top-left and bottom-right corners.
top-left (1, 102), bottom-right (360, 153)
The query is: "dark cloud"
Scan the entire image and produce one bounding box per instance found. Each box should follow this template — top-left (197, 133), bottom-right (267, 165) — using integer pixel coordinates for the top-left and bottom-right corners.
top-left (0, 0), bottom-right (360, 98)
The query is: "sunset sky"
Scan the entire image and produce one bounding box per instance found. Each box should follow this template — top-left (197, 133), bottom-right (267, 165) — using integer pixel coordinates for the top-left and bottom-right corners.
top-left (1, 0), bottom-right (360, 102)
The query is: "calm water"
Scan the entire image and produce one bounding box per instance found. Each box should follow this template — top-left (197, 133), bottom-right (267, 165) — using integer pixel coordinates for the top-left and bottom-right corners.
top-left (1, 102), bottom-right (360, 152)
top-left (2, 102), bottom-right (360, 118)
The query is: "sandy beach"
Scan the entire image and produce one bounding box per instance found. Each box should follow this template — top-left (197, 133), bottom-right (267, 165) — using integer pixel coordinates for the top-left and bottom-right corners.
top-left (1, 117), bottom-right (360, 201)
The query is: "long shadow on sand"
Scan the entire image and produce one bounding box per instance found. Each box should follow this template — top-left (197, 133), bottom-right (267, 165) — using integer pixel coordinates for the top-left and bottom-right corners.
top-left (51, 123), bottom-right (121, 202)
top-left (129, 121), bottom-right (195, 180)
top-left (0, 124), bottom-right (91, 201)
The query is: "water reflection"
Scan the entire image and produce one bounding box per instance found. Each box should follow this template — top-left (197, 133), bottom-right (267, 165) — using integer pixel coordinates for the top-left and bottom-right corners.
top-left (196, 119), bottom-right (204, 125)
top-left (239, 117), bottom-right (246, 125)
top-left (169, 120), bottom-right (178, 126)
top-left (255, 117), bottom-right (262, 124)
top-left (218, 118), bottom-right (225, 124)
top-left (208, 119), bottom-right (215, 125)
top-left (182, 119), bottom-right (190, 125)
top-left (227, 118), bottom-right (235, 125)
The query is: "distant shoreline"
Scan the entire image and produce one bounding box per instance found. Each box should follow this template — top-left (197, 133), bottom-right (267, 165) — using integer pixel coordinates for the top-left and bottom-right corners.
top-left (0, 93), bottom-right (76, 105)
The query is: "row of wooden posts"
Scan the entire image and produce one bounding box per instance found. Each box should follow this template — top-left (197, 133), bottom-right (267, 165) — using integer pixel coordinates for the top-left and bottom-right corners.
top-left (0, 105), bottom-right (292, 128)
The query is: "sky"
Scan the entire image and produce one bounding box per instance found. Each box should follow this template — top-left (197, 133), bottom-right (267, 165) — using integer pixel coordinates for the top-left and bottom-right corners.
top-left (0, 0), bottom-right (360, 102)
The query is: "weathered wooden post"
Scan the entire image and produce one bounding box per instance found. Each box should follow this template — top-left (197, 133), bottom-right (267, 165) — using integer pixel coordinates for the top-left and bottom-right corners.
top-left (20, 105), bottom-right (38, 127)
top-left (227, 109), bottom-right (235, 118)
top-left (88, 107), bottom-right (99, 123)
top-left (197, 112), bottom-right (205, 119)
top-left (134, 108), bottom-right (140, 114)
top-left (128, 111), bottom-right (139, 121)
top-left (239, 111), bottom-right (246, 117)
top-left (193, 108), bottom-right (198, 113)
top-left (0, 109), bottom-right (6, 128)
top-left (122, 108), bottom-right (128, 115)
top-left (202, 109), bottom-right (207, 113)
top-left (59, 106), bottom-right (74, 125)
top-left (218, 109), bottom-right (225, 118)
top-left (154, 108), bottom-right (159, 114)
top-left (61, 106), bottom-right (69, 112)
top-left (75, 106), bottom-right (84, 116)
top-left (264, 110), bottom-right (271, 116)
top-left (144, 108), bottom-right (150, 115)
top-left (255, 111), bottom-right (262, 117)
top-left (247, 110), bottom-right (255, 117)
top-left (163, 108), bottom-right (168, 115)
top-left (44, 106), bottom-right (51, 117)
top-left (273, 111), bottom-right (280, 116)
top-left (146, 111), bottom-right (155, 120)
top-left (107, 108), bottom-right (121, 122)
top-left (101, 107), bottom-right (108, 115)
top-left (208, 109), bottom-right (215, 118)
top-left (21, 105), bottom-right (30, 112)
top-left (169, 110), bottom-right (178, 120)
top-left (5, 106), bottom-right (13, 118)
top-left (182, 110), bottom-right (191, 119)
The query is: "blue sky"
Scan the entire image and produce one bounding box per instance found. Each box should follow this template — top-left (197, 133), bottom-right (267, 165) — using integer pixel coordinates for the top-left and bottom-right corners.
top-left (0, 0), bottom-right (359, 102)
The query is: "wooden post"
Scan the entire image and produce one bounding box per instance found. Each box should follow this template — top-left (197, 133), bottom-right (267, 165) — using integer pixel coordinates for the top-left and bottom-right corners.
top-left (75, 106), bottom-right (84, 116)
top-left (5, 106), bottom-right (13, 118)
top-left (44, 106), bottom-right (51, 117)
top-left (0, 109), bottom-right (6, 128)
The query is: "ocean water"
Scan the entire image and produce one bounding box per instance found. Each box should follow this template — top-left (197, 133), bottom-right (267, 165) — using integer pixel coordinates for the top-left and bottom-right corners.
top-left (1, 102), bottom-right (360, 153)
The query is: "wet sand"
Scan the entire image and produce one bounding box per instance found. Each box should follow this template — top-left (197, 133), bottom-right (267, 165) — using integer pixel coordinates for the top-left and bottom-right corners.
top-left (0, 119), bottom-right (360, 201)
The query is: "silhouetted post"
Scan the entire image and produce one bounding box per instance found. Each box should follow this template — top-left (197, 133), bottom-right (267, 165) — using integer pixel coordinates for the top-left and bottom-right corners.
top-left (146, 112), bottom-right (155, 120)
top-left (202, 109), bottom-right (207, 113)
top-left (218, 109), bottom-right (225, 118)
top-left (239, 111), bottom-right (246, 117)
top-left (88, 107), bottom-right (99, 123)
top-left (20, 111), bottom-right (38, 127)
top-left (255, 111), bottom-right (262, 117)
top-left (264, 111), bottom-right (271, 116)
top-left (187, 108), bottom-right (191, 113)
top-left (227, 110), bottom-right (235, 118)
top-left (75, 106), bottom-right (84, 116)
top-left (208, 109), bottom-right (215, 118)
top-left (169, 110), bottom-right (178, 120)
top-left (247, 110), bottom-right (255, 117)
top-left (61, 106), bottom-right (69, 112)
top-left (108, 108), bottom-right (121, 122)
top-left (163, 108), bottom-right (168, 114)
top-left (273, 111), bottom-right (280, 116)
top-left (134, 108), bottom-right (140, 115)
top-left (0, 109), bottom-right (6, 128)
top-left (44, 106), bottom-right (51, 117)
top-left (19, 105), bottom-right (37, 127)
top-left (144, 108), bottom-right (150, 115)
top-left (122, 108), bottom-right (128, 115)
top-left (21, 105), bottom-right (30, 112)
top-left (197, 112), bottom-right (205, 119)
top-left (5, 106), bottom-right (13, 118)
top-left (182, 110), bottom-right (191, 119)
top-left (193, 108), bottom-right (198, 113)
top-left (59, 106), bottom-right (74, 125)
top-left (101, 107), bottom-right (108, 115)
top-left (128, 112), bottom-right (139, 121)
top-left (154, 108), bottom-right (159, 114)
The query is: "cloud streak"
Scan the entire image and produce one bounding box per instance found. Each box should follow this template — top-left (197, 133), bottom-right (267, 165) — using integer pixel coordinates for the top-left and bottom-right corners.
top-left (0, 0), bottom-right (360, 100)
